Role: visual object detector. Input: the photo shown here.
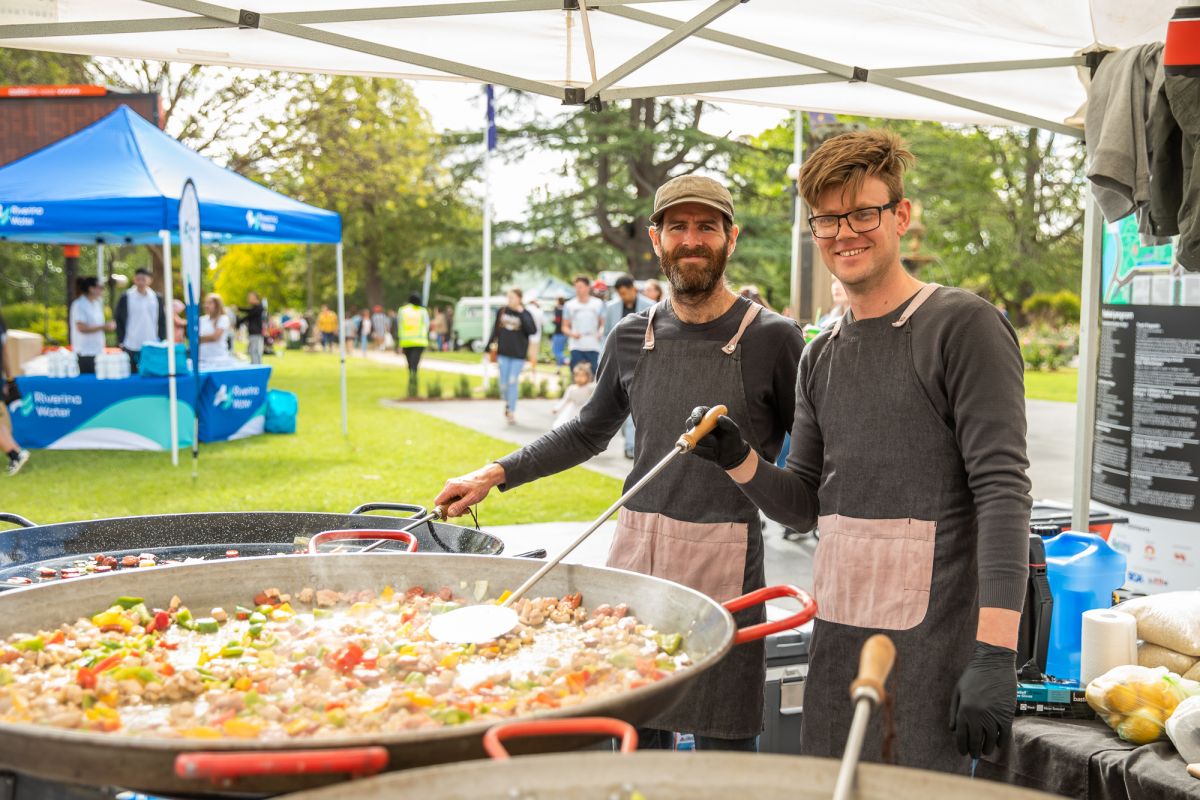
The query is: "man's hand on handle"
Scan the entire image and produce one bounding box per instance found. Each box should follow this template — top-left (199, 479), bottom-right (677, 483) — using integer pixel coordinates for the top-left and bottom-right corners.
top-left (687, 406), bottom-right (752, 470)
top-left (949, 641), bottom-right (1017, 758)
top-left (435, 463), bottom-right (506, 518)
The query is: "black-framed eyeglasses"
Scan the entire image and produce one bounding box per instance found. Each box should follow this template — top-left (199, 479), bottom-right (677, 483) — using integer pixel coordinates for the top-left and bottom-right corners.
top-left (808, 201), bottom-right (898, 239)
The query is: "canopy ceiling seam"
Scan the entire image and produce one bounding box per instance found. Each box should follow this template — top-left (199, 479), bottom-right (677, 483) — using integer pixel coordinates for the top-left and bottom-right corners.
top-left (603, 5), bottom-right (1083, 134)
top-left (583, 0), bottom-right (743, 100)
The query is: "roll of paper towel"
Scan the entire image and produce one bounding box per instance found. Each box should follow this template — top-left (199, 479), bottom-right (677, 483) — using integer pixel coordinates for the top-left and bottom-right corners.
top-left (1080, 608), bottom-right (1138, 686)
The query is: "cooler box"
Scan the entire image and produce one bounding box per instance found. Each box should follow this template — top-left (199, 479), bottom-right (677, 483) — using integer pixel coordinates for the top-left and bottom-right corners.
top-left (138, 343), bottom-right (188, 378)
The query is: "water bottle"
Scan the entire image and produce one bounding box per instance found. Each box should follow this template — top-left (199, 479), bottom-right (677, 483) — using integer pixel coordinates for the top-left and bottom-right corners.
top-left (1043, 530), bottom-right (1127, 684)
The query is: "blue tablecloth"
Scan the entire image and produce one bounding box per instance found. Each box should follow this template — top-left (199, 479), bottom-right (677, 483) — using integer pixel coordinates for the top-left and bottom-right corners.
top-left (197, 365), bottom-right (271, 442)
top-left (10, 365), bottom-right (272, 450)
top-left (9, 374), bottom-right (197, 450)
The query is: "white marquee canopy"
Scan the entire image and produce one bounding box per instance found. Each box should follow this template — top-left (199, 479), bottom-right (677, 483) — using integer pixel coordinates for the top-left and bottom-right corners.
top-left (0, 0), bottom-right (1177, 137)
top-left (0, 0), bottom-right (1184, 524)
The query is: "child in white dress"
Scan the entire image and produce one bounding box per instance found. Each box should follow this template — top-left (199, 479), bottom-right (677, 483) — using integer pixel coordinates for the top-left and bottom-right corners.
top-left (552, 362), bottom-right (596, 429)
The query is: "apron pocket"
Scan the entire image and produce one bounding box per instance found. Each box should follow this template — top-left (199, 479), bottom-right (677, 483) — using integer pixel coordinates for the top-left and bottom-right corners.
top-left (609, 508), bottom-right (748, 603)
top-left (813, 514), bottom-right (935, 631)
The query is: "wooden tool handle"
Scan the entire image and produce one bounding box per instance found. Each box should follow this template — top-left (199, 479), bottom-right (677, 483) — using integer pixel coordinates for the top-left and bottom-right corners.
top-left (678, 404), bottom-right (728, 451)
top-left (1188, 763), bottom-right (1200, 780)
top-left (849, 634), bottom-right (896, 703)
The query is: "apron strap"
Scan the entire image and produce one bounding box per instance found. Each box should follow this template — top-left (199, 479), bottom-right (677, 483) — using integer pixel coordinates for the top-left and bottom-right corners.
top-left (891, 283), bottom-right (941, 328)
top-left (642, 302), bottom-right (661, 351)
top-left (830, 315), bottom-right (845, 339)
top-left (721, 302), bottom-right (762, 355)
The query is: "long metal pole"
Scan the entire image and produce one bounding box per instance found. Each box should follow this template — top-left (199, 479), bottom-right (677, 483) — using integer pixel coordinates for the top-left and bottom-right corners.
top-left (502, 441), bottom-right (688, 608)
top-left (481, 105), bottom-right (493, 390)
top-left (789, 110), bottom-right (803, 320)
top-left (336, 243), bottom-right (348, 436)
top-left (1072, 193), bottom-right (1104, 531)
top-left (161, 231), bottom-right (179, 466)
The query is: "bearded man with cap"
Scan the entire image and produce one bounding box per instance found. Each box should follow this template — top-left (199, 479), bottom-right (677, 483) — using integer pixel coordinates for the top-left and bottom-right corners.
top-left (435, 175), bottom-right (805, 750)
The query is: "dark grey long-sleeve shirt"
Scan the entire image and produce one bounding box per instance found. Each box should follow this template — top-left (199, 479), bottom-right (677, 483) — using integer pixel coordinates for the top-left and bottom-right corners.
top-left (737, 287), bottom-right (1032, 612)
top-left (498, 296), bottom-right (806, 490)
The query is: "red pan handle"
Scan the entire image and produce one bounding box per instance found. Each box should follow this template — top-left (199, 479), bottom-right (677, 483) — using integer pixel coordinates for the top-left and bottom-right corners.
top-left (724, 584), bottom-right (817, 645)
top-left (175, 748), bottom-right (388, 782)
top-left (483, 717), bottom-right (638, 760)
top-left (307, 529), bottom-right (418, 553)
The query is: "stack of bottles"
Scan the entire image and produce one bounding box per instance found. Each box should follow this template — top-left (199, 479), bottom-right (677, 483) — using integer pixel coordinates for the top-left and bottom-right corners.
top-left (95, 349), bottom-right (131, 380)
top-left (45, 348), bottom-right (80, 378)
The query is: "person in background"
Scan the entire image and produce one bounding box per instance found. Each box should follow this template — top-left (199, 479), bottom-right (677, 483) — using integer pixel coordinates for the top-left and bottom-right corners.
top-left (70, 277), bottom-right (113, 375)
top-left (398, 293), bottom-right (430, 389)
top-left (371, 305), bottom-right (389, 351)
top-left (114, 268), bottom-right (166, 373)
top-left (690, 130), bottom-right (1030, 773)
top-left (550, 297), bottom-right (568, 370)
top-left (0, 306), bottom-right (30, 476)
top-left (526, 297), bottom-right (544, 371)
top-left (223, 302), bottom-right (238, 355)
top-left (431, 306), bottom-right (450, 352)
top-left (604, 274), bottom-right (653, 459)
top-left (643, 278), bottom-right (664, 303)
top-left (357, 309), bottom-right (372, 356)
top-left (487, 287), bottom-right (536, 425)
top-left (171, 299), bottom-right (187, 344)
top-left (238, 290), bottom-right (266, 365)
top-left (552, 362), bottom-right (595, 429)
top-left (444, 305), bottom-right (455, 350)
top-left (317, 304), bottom-right (338, 352)
top-left (562, 274), bottom-right (605, 375)
top-left (737, 284), bottom-right (774, 311)
top-left (388, 309), bottom-right (400, 354)
top-left (816, 278), bottom-right (849, 328)
top-left (198, 293), bottom-right (233, 369)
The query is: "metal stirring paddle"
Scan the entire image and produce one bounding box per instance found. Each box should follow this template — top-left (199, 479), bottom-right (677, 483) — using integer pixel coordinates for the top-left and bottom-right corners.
top-left (831, 634), bottom-right (897, 800)
top-left (428, 404), bottom-right (729, 644)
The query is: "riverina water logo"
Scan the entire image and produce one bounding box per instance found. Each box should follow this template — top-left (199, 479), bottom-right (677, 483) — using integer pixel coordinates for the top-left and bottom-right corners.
top-left (20, 391), bottom-right (82, 418)
top-left (245, 210), bottom-right (278, 233)
top-left (0, 204), bottom-right (45, 227)
top-left (213, 383), bottom-right (259, 410)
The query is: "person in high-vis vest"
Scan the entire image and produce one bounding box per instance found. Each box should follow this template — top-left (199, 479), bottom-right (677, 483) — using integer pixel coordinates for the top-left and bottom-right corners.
top-left (398, 293), bottom-right (431, 389)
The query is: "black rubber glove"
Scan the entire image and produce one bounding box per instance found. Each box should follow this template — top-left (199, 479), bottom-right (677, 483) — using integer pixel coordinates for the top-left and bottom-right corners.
top-left (687, 405), bottom-right (752, 470)
top-left (949, 641), bottom-right (1017, 758)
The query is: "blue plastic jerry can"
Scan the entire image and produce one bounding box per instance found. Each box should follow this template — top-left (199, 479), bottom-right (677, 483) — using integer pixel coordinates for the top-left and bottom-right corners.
top-left (1043, 530), bottom-right (1127, 683)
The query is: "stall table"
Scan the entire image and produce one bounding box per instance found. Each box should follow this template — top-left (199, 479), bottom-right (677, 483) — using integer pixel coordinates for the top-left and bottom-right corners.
top-left (10, 365), bottom-right (271, 450)
top-left (979, 717), bottom-right (1200, 799)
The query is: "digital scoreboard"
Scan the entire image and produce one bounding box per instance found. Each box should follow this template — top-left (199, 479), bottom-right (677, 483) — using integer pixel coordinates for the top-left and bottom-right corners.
top-left (0, 85), bottom-right (160, 166)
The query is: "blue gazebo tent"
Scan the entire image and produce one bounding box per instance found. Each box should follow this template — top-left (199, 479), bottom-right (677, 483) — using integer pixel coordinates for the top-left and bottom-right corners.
top-left (0, 105), bottom-right (340, 245)
top-left (0, 106), bottom-right (351, 457)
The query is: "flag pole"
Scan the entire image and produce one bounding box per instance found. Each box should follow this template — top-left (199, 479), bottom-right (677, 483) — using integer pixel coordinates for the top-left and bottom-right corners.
top-left (160, 230), bottom-right (179, 466)
top-left (481, 84), bottom-right (494, 390)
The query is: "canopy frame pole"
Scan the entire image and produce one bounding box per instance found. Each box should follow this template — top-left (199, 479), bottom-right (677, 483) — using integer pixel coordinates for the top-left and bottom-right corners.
top-left (97, 243), bottom-right (104, 281)
top-left (336, 242), bottom-right (348, 437)
top-left (0, 17), bottom-right (233, 38)
top-left (1072, 192), bottom-right (1104, 531)
top-left (789, 109), bottom-right (803, 329)
top-left (139, 0), bottom-right (564, 99)
top-left (604, 73), bottom-right (842, 101)
top-left (0, 0), bottom-right (690, 38)
top-left (160, 230), bottom-right (179, 466)
top-left (603, 4), bottom-right (1083, 136)
top-left (583, 0), bottom-right (742, 101)
top-left (577, 1), bottom-right (599, 83)
top-left (271, 0), bottom-right (687, 23)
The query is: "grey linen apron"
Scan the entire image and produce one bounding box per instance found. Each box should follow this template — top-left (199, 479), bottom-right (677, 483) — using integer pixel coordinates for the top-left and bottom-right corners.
top-left (799, 284), bottom-right (977, 773)
top-left (606, 300), bottom-right (767, 739)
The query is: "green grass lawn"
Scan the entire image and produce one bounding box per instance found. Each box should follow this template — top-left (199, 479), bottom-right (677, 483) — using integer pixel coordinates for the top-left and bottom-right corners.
top-left (424, 350), bottom-right (487, 365)
top-left (4, 352), bottom-right (621, 525)
top-left (1024, 369), bottom-right (1078, 403)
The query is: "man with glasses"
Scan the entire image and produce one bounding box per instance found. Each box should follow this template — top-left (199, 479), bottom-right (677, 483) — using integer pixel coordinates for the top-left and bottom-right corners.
top-left (686, 130), bottom-right (1031, 774)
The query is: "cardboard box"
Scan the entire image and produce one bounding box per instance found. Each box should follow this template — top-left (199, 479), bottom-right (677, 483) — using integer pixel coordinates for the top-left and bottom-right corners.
top-left (3, 329), bottom-right (43, 376)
